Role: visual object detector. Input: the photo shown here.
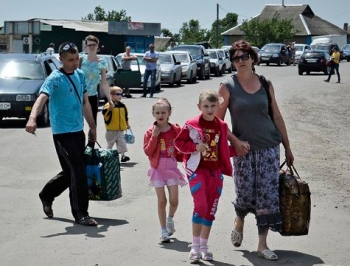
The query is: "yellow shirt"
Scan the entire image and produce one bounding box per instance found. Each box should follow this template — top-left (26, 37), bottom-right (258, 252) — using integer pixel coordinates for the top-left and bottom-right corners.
top-left (331, 51), bottom-right (340, 64)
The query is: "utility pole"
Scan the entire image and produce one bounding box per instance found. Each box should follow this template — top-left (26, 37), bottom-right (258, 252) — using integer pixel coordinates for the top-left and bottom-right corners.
top-left (216, 3), bottom-right (219, 48)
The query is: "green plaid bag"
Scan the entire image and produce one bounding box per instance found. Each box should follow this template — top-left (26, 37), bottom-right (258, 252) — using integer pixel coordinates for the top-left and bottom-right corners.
top-left (84, 146), bottom-right (122, 201)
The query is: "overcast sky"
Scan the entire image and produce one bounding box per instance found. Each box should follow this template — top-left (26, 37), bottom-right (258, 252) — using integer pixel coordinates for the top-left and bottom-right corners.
top-left (1, 0), bottom-right (349, 32)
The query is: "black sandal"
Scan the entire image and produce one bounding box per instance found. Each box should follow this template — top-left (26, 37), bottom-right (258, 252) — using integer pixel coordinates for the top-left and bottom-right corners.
top-left (39, 193), bottom-right (53, 218)
top-left (75, 216), bottom-right (98, 226)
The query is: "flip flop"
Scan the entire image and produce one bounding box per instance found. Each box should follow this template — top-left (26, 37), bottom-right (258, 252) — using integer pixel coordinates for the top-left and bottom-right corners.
top-left (257, 249), bottom-right (278, 260)
top-left (231, 228), bottom-right (243, 247)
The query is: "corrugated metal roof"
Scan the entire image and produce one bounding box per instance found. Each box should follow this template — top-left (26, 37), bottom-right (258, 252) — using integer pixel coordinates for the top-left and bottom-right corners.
top-left (39, 19), bottom-right (108, 32)
top-left (222, 4), bottom-right (348, 37)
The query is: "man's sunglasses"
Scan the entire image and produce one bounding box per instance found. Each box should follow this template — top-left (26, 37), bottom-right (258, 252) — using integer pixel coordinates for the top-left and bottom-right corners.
top-left (111, 93), bottom-right (123, 96)
top-left (232, 52), bottom-right (250, 63)
top-left (59, 43), bottom-right (77, 53)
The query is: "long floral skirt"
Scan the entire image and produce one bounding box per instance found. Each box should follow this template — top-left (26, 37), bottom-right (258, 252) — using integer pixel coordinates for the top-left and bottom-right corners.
top-left (233, 145), bottom-right (282, 234)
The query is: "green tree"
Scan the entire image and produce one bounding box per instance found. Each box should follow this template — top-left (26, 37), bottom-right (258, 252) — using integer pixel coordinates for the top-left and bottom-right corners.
top-left (209, 12), bottom-right (238, 48)
top-left (82, 5), bottom-right (131, 21)
top-left (179, 19), bottom-right (209, 44)
top-left (161, 28), bottom-right (173, 37)
top-left (240, 13), bottom-right (297, 48)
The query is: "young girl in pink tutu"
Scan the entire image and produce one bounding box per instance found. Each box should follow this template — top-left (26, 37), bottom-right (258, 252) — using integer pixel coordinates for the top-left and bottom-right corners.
top-left (143, 98), bottom-right (187, 243)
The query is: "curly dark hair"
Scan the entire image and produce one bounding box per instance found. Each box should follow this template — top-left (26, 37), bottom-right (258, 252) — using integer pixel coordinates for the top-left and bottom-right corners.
top-left (229, 40), bottom-right (259, 65)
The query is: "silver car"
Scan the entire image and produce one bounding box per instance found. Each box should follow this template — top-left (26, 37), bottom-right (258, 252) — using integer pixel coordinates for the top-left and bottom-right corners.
top-left (158, 52), bottom-right (182, 87)
top-left (206, 49), bottom-right (225, 76)
top-left (218, 49), bottom-right (232, 73)
top-left (115, 53), bottom-right (161, 91)
top-left (166, 51), bottom-right (197, 83)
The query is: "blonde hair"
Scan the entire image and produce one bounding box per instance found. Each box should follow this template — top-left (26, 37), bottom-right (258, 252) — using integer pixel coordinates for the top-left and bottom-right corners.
top-left (152, 98), bottom-right (172, 120)
top-left (198, 90), bottom-right (220, 104)
top-left (110, 86), bottom-right (123, 94)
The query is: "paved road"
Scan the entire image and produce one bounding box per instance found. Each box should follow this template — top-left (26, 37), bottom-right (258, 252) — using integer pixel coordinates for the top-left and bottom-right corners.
top-left (1, 62), bottom-right (349, 266)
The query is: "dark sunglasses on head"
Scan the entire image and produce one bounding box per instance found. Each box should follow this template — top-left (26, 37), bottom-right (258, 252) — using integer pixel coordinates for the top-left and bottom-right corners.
top-left (111, 92), bottom-right (123, 96)
top-left (86, 43), bottom-right (98, 48)
top-left (59, 42), bottom-right (77, 53)
top-left (232, 52), bottom-right (250, 63)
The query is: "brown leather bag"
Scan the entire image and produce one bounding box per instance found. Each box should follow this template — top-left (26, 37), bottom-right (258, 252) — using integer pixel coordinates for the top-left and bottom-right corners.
top-left (279, 162), bottom-right (311, 236)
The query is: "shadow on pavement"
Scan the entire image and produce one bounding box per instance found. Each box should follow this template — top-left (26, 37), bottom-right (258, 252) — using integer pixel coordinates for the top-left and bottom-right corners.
top-left (120, 162), bottom-right (137, 168)
top-left (239, 249), bottom-right (324, 266)
top-left (41, 217), bottom-right (128, 238)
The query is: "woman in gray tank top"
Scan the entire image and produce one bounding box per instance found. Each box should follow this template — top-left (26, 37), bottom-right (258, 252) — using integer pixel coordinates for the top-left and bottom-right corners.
top-left (216, 40), bottom-right (294, 261)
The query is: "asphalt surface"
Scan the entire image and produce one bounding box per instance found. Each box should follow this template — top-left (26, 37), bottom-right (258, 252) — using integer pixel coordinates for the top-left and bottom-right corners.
top-left (0, 62), bottom-right (349, 266)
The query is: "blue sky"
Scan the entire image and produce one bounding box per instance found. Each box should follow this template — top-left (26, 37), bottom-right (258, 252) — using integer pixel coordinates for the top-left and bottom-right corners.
top-left (1, 0), bottom-right (349, 32)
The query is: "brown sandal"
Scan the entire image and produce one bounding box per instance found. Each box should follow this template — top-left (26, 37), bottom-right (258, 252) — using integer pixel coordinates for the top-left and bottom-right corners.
top-left (75, 216), bottom-right (98, 226)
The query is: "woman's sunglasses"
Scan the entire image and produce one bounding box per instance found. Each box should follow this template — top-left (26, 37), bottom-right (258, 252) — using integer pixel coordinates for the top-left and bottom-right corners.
top-left (111, 92), bottom-right (123, 96)
top-left (232, 52), bottom-right (250, 63)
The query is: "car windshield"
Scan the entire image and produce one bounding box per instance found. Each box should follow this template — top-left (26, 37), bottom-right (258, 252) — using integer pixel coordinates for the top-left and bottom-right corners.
top-left (295, 45), bottom-right (304, 51)
top-left (261, 45), bottom-right (280, 52)
top-left (159, 54), bottom-right (173, 64)
top-left (304, 52), bottom-right (325, 58)
top-left (174, 47), bottom-right (201, 57)
top-left (208, 52), bottom-right (218, 59)
top-left (173, 53), bottom-right (189, 63)
top-left (0, 60), bottom-right (44, 80)
top-left (311, 45), bottom-right (328, 51)
top-left (342, 44), bottom-right (350, 50)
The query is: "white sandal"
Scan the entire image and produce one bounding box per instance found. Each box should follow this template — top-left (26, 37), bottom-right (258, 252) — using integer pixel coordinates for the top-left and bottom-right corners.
top-left (257, 249), bottom-right (278, 260)
top-left (231, 228), bottom-right (243, 247)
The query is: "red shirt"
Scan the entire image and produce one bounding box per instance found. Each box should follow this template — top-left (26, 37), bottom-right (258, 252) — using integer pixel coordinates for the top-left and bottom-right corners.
top-left (198, 117), bottom-right (221, 170)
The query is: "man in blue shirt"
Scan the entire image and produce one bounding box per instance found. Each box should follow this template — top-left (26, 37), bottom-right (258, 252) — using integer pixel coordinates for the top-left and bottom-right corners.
top-left (25, 42), bottom-right (98, 226)
top-left (141, 43), bottom-right (159, 98)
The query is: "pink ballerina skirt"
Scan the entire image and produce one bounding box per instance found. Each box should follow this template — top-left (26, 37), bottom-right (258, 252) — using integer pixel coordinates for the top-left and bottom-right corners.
top-left (148, 157), bottom-right (187, 188)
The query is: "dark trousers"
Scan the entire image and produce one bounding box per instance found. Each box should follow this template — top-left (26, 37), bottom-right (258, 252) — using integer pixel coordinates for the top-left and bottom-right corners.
top-left (87, 95), bottom-right (98, 148)
top-left (142, 69), bottom-right (156, 96)
top-left (88, 95), bottom-right (98, 124)
top-left (327, 63), bottom-right (340, 82)
top-left (40, 131), bottom-right (89, 221)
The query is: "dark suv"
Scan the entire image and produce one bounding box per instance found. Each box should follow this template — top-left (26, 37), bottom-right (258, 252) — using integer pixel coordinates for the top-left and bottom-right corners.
top-left (0, 53), bottom-right (61, 126)
top-left (172, 45), bottom-right (210, 79)
top-left (258, 43), bottom-right (290, 66)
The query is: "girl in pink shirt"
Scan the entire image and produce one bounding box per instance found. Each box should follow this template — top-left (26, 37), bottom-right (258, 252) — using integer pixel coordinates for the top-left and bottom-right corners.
top-left (143, 98), bottom-right (187, 243)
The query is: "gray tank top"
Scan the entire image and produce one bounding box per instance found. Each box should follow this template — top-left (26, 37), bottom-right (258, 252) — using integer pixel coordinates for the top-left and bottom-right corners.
top-left (223, 75), bottom-right (282, 151)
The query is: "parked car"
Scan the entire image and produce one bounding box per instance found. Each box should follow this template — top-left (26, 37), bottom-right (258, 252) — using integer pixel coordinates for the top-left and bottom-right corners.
top-left (294, 44), bottom-right (312, 63)
top-left (158, 52), bottom-right (182, 87)
top-left (258, 43), bottom-right (290, 66)
top-left (298, 51), bottom-right (332, 75)
top-left (97, 54), bottom-right (119, 99)
top-left (206, 49), bottom-right (225, 76)
top-left (172, 45), bottom-right (210, 79)
top-left (311, 43), bottom-right (343, 60)
top-left (218, 49), bottom-right (232, 73)
top-left (341, 44), bottom-right (350, 62)
top-left (166, 51), bottom-right (197, 83)
top-left (0, 53), bottom-right (61, 126)
top-left (115, 53), bottom-right (161, 91)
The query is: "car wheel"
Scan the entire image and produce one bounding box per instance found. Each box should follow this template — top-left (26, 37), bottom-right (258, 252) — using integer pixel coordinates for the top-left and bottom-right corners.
top-left (298, 69), bottom-right (303, 75)
top-left (187, 72), bottom-right (193, 84)
top-left (192, 72), bottom-right (197, 83)
top-left (222, 65), bottom-right (226, 74)
top-left (155, 82), bottom-right (161, 92)
top-left (176, 76), bottom-right (181, 87)
top-left (205, 67), bottom-right (210, 79)
top-left (215, 67), bottom-right (219, 77)
top-left (277, 59), bottom-right (281, 66)
top-left (228, 65), bottom-right (233, 73)
top-left (169, 75), bottom-right (175, 87)
top-left (198, 66), bottom-right (205, 80)
top-left (306, 71), bottom-right (310, 75)
top-left (347, 58), bottom-right (350, 62)
top-left (266, 62), bottom-right (270, 66)
top-left (37, 102), bottom-right (50, 127)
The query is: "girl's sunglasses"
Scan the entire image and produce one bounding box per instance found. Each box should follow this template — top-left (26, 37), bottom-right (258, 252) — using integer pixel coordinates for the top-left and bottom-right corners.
top-left (232, 52), bottom-right (250, 63)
